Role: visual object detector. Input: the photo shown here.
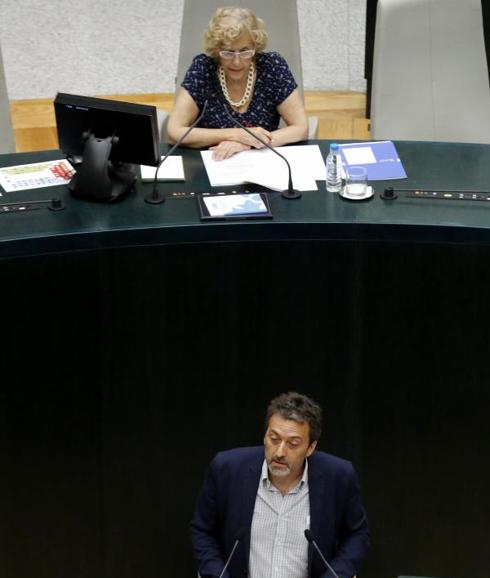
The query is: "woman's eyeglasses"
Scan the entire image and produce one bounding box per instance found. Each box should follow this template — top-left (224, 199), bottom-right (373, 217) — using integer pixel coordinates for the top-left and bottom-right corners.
top-left (219, 49), bottom-right (255, 60)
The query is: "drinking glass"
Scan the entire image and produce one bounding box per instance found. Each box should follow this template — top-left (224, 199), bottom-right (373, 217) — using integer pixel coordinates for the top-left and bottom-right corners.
top-left (345, 166), bottom-right (368, 197)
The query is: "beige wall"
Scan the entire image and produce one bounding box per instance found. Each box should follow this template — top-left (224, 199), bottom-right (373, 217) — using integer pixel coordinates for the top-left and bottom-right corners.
top-left (0, 0), bottom-right (366, 99)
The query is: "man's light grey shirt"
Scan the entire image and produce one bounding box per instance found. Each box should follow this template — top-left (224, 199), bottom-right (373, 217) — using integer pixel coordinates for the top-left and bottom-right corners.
top-left (249, 459), bottom-right (310, 578)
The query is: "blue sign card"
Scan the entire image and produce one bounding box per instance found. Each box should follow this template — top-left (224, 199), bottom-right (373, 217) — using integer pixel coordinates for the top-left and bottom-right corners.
top-left (338, 140), bottom-right (407, 180)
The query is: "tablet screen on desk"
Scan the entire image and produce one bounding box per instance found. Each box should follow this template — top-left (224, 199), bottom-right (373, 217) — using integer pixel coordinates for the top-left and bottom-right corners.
top-left (198, 192), bottom-right (272, 220)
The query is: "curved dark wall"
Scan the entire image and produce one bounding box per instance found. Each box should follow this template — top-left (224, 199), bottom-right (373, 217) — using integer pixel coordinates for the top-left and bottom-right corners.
top-left (1, 238), bottom-right (490, 578)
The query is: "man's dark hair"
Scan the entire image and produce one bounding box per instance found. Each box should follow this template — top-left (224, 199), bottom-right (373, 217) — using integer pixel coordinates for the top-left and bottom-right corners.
top-left (265, 391), bottom-right (322, 443)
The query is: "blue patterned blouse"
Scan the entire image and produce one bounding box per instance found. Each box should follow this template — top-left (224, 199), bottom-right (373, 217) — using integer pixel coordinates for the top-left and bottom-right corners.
top-left (181, 52), bottom-right (298, 131)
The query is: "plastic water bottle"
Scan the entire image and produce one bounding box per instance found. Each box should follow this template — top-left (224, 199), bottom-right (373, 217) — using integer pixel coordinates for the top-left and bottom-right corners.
top-left (326, 143), bottom-right (342, 193)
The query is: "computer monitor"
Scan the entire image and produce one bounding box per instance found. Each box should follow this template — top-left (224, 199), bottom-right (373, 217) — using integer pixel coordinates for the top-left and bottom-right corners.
top-left (54, 93), bottom-right (160, 202)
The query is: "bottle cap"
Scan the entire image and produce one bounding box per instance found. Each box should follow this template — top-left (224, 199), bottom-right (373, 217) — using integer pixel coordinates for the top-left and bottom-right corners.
top-left (330, 143), bottom-right (339, 152)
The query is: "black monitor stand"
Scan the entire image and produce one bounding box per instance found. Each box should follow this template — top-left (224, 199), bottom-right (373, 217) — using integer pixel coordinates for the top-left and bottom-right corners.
top-left (68, 134), bottom-right (136, 202)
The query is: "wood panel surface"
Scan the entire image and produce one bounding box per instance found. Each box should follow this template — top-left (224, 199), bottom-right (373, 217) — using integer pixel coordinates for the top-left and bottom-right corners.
top-left (9, 91), bottom-right (369, 152)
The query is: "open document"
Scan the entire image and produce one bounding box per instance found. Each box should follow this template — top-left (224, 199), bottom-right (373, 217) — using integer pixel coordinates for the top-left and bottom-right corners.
top-left (201, 144), bottom-right (325, 192)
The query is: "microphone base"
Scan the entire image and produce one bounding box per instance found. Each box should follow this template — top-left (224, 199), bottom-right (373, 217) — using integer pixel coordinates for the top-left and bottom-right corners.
top-left (144, 190), bottom-right (166, 204)
top-left (282, 188), bottom-right (302, 200)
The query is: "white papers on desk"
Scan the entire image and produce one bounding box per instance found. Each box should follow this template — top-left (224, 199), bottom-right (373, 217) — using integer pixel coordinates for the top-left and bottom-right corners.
top-left (140, 156), bottom-right (185, 181)
top-left (200, 144), bottom-right (325, 192)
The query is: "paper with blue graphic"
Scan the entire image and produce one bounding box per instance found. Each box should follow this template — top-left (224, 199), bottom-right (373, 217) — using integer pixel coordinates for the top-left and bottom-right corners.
top-left (202, 193), bottom-right (268, 217)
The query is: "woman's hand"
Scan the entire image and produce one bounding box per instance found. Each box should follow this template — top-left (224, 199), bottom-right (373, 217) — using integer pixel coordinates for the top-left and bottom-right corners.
top-left (233, 126), bottom-right (273, 149)
top-left (210, 141), bottom-right (251, 160)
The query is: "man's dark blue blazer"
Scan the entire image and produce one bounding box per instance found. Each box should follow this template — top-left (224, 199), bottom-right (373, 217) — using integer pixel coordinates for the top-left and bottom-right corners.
top-left (191, 446), bottom-right (370, 578)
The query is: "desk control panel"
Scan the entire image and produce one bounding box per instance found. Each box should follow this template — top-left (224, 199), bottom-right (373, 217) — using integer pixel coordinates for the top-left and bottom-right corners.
top-left (0, 199), bottom-right (64, 213)
top-left (167, 190), bottom-right (259, 199)
top-left (167, 191), bottom-right (199, 199)
top-left (405, 190), bottom-right (490, 201)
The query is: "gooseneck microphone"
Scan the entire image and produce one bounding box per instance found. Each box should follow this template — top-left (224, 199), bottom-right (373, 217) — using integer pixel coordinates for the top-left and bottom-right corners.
top-left (144, 97), bottom-right (210, 204)
top-left (219, 99), bottom-right (302, 200)
top-left (304, 529), bottom-right (340, 578)
top-left (217, 527), bottom-right (245, 578)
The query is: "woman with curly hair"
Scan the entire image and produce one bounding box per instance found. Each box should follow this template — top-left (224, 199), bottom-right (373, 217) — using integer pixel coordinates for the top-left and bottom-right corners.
top-left (167, 6), bottom-right (308, 160)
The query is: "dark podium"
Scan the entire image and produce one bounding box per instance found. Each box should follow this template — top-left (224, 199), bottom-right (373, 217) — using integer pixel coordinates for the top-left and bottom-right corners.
top-left (1, 140), bottom-right (489, 578)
